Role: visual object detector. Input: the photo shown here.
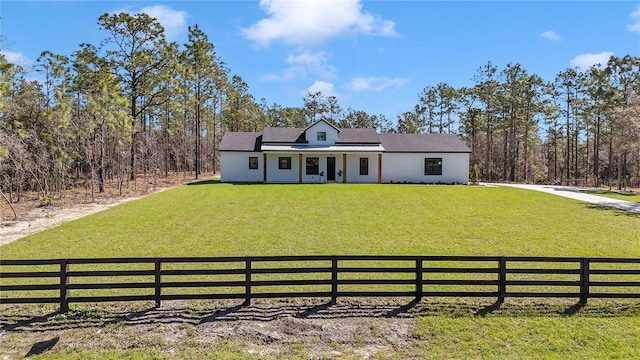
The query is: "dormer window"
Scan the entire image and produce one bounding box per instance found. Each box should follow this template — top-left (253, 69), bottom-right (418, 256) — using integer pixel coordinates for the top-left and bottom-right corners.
top-left (317, 131), bottom-right (326, 141)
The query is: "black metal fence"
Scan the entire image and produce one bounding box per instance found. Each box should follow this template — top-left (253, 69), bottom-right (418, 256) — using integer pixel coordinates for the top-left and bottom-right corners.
top-left (1, 256), bottom-right (639, 313)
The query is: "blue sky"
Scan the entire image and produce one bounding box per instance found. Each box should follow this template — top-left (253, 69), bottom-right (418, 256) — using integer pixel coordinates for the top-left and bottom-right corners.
top-left (2, 0), bottom-right (639, 122)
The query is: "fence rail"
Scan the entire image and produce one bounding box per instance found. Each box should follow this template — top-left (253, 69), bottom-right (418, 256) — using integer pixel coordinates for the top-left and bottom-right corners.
top-left (1, 256), bottom-right (639, 313)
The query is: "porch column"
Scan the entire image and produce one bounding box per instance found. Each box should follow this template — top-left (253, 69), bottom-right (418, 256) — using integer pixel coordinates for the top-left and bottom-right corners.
top-left (378, 154), bottom-right (382, 184)
top-left (263, 154), bottom-right (267, 183)
top-left (342, 154), bottom-right (347, 183)
top-left (298, 154), bottom-right (303, 183)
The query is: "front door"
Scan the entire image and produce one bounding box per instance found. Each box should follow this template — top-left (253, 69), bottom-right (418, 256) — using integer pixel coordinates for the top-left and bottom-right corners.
top-left (327, 157), bottom-right (336, 181)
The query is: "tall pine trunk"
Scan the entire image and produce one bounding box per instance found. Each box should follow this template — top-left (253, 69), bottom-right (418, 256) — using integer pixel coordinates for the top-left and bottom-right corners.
top-left (593, 112), bottom-right (601, 187)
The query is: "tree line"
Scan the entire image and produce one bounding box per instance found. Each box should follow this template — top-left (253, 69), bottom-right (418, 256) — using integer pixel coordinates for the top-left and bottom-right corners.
top-left (301, 57), bottom-right (640, 190)
top-left (2, 13), bottom-right (255, 204)
top-left (404, 58), bottom-right (640, 189)
top-left (1, 13), bottom-right (639, 208)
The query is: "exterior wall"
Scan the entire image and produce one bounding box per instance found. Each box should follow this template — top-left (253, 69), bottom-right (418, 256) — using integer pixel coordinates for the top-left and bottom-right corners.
top-left (305, 121), bottom-right (339, 146)
top-left (263, 153), bottom-right (380, 183)
top-left (298, 153), bottom-right (380, 183)
top-left (265, 153), bottom-right (299, 183)
top-left (220, 152), bottom-right (263, 182)
top-left (221, 151), bottom-right (469, 184)
top-left (344, 154), bottom-right (379, 183)
top-left (301, 154), bottom-right (327, 183)
top-left (381, 153), bottom-right (470, 184)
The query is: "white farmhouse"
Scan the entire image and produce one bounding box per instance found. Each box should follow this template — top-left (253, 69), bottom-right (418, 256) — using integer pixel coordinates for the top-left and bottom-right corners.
top-left (219, 120), bottom-right (471, 184)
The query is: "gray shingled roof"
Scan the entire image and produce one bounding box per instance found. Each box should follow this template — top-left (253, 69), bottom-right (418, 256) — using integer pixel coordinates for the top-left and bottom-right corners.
top-left (221, 129), bottom-right (470, 153)
top-left (262, 127), bottom-right (306, 143)
top-left (336, 128), bottom-right (381, 144)
top-left (379, 133), bottom-right (471, 153)
top-left (219, 132), bottom-right (262, 151)
top-left (261, 126), bottom-right (381, 144)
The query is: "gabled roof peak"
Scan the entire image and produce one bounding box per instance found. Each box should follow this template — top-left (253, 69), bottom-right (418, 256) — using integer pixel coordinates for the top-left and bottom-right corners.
top-left (303, 119), bottom-right (340, 133)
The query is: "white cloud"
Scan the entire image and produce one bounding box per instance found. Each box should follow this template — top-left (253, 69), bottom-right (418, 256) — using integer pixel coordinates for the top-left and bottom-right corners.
top-left (345, 76), bottom-right (408, 92)
top-left (261, 66), bottom-right (306, 81)
top-left (304, 80), bottom-right (337, 97)
top-left (0, 50), bottom-right (33, 70)
top-left (570, 52), bottom-right (614, 71)
top-left (140, 5), bottom-right (188, 40)
top-left (286, 51), bottom-right (336, 78)
top-left (540, 30), bottom-right (561, 40)
top-left (242, 0), bottom-right (399, 46)
top-left (262, 51), bottom-right (336, 82)
top-left (628, 5), bottom-right (640, 32)
top-left (116, 5), bottom-right (188, 40)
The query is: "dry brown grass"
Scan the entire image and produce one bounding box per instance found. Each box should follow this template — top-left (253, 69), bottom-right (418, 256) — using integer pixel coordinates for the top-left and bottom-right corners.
top-left (0, 172), bottom-right (211, 223)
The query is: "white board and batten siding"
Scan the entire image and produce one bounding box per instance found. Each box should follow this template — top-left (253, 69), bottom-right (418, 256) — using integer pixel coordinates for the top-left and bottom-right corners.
top-left (382, 153), bottom-right (470, 184)
top-left (306, 121), bottom-right (339, 146)
top-left (345, 154), bottom-right (378, 183)
top-left (298, 154), bottom-right (337, 183)
top-left (220, 152), bottom-right (263, 183)
top-left (221, 151), bottom-right (470, 184)
top-left (264, 154), bottom-right (299, 183)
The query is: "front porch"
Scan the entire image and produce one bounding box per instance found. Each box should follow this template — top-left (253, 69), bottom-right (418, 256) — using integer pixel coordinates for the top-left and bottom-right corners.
top-left (262, 152), bottom-right (383, 184)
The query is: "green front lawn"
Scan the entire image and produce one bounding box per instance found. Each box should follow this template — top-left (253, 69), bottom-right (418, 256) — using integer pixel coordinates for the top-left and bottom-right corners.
top-left (2, 182), bottom-right (639, 259)
top-left (406, 314), bottom-right (640, 359)
top-left (2, 183), bottom-right (639, 359)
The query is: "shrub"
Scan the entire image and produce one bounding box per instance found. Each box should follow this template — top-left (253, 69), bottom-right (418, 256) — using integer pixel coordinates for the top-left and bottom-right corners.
top-left (470, 164), bottom-right (481, 185)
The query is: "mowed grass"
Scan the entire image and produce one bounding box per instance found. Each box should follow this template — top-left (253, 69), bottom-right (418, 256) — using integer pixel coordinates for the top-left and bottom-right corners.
top-left (2, 183), bottom-right (640, 359)
top-left (405, 315), bottom-right (640, 359)
top-left (1, 182), bottom-right (639, 259)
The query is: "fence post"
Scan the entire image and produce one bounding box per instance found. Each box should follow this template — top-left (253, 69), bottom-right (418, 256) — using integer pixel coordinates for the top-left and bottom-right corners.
top-left (154, 259), bottom-right (162, 308)
top-left (59, 259), bottom-right (69, 313)
top-left (415, 257), bottom-right (423, 302)
top-left (331, 258), bottom-right (338, 305)
top-left (498, 257), bottom-right (506, 304)
top-left (244, 258), bottom-right (252, 306)
top-left (580, 258), bottom-right (589, 304)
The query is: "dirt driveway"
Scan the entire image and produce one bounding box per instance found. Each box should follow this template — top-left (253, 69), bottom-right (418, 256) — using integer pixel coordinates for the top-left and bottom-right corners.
top-left (0, 196), bottom-right (147, 246)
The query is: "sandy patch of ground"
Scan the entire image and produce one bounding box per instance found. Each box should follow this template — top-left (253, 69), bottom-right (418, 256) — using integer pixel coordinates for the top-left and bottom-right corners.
top-left (0, 299), bottom-right (448, 359)
top-left (3, 298), bottom-right (635, 359)
top-left (0, 196), bottom-right (145, 246)
top-left (0, 174), bottom-right (202, 246)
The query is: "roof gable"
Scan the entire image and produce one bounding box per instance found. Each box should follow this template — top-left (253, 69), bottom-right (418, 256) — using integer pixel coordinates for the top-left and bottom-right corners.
top-left (304, 120), bottom-right (339, 145)
top-left (303, 119), bottom-right (340, 134)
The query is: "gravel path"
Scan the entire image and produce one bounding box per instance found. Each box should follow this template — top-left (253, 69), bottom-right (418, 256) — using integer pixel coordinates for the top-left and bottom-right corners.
top-left (485, 183), bottom-right (640, 214)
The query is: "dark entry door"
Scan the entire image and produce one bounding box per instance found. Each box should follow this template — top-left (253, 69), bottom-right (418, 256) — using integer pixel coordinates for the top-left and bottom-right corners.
top-left (327, 157), bottom-right (336, 181)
